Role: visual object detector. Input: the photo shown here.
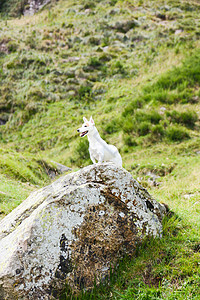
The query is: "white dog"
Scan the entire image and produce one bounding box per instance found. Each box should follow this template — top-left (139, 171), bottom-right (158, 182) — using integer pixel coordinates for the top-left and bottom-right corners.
top-left (77, 117), bottom-right (122, 167)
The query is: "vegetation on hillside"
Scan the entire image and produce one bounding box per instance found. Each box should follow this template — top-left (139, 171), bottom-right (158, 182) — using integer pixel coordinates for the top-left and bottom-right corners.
top-left (0, 0), bottom-right (199, 299)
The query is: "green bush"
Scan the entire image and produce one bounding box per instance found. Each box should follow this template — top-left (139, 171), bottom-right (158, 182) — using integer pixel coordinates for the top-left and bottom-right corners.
top-left (122, 99), bottom-right (145, 117)
top-left (7, 40), bottom-right (18, 52)
top-left (138, 121), bottom-right (150, 136)
top-left (151, 90), bottom-right (173, 104)
top-left (87, 56), bottom-right (102, 68)
top-left (77, 84), bottom-right (93, 101)
top-left (123, 135), bottom-right (138, 147)
top-left (122, 110), bottom-right (163, 136)
top-left (180, 111), bottom-right (198, 127)
top-left (166, 110), bottom-right (198, 128)
top-left (122, 116), bottom-right (135, 133)
top-left (148, 111), bottom-right (163, 124)
top-left (110, 61), bottom-right (127, 76)
top-left (25, 35), bottom-right (37, 49)
top-left (166, 125), bottom-right (190, 142)
top-left (151, 124), bottom-right (165, 139)
top-left (134, 110), bottom-right (162, 125)
top-left (104, 119), bottom-right (121, 134)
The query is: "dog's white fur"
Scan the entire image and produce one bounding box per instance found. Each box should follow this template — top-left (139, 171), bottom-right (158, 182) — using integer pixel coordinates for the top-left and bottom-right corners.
top-left (77, 116), bottom-right (122, 167)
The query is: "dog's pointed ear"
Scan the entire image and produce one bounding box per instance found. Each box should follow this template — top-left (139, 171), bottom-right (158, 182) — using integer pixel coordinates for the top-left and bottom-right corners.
top-left (83, 117), bottom-right (88, 123)
top-left (90, 116), bottom-right (95, 125)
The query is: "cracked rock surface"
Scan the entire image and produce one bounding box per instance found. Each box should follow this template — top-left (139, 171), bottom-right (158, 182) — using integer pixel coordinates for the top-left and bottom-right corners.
top-left (0, 163), bottom-right (166, 299)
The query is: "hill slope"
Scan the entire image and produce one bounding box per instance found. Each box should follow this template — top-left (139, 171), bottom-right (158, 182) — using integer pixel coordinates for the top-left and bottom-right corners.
top-left (0, 0), bottom-right (200, 299)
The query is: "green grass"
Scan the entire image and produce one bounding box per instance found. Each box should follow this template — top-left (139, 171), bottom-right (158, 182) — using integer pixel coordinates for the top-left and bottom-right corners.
top-left (0, 173), bottom-right (34, 217)
top-left (0, 148), bottom-right (58, 217)
top-left (0, 0), bottom-right (200, 298)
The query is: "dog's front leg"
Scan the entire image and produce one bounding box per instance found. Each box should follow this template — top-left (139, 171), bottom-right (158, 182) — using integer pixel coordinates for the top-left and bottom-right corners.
top-left (90, 155), bottom-right (96, 164)
top-left (98, 152), bottom-right (104, 164)
top-left (89, 149), bottom-right (96, 164)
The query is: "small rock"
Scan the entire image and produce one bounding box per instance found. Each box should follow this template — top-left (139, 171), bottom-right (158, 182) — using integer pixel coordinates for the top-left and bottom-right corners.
top-left (175, 29), bottom-right (183, 35)
top-left (51, 161), bottom-right (72, 174)
top-left (0, 191), bottom-right (7, 195)
top-left (63, 57), bottom-right (80, 63)
top-left (160, 107), bottom-right (166, 114)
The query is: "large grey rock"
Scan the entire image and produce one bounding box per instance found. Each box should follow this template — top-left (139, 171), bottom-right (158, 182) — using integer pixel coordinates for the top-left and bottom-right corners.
top-left (24, 0), bottom-right (51, 16)
top-left (0, 163), bottom-right (166, 299)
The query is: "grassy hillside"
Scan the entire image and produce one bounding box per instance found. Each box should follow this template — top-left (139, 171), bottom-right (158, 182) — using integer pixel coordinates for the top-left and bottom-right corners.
top-left (0, 0), bottom-right (200, 299)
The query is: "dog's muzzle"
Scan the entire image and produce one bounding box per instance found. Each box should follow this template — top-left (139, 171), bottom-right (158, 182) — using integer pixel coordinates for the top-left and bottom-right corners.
top-left (77, 129), bottom-right (88, 137)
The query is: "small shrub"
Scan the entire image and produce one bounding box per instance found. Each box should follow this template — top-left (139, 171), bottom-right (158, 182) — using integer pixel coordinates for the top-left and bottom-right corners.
top-left (123, 135), bottom-right (138, 147)
top-left (148, 110), bottom-right (163, 124)
top-left (7, 40), bottom-right (18, 52)
top-left (180, 111), bottom-right (198, 128)
top-left (88, 56), bottom-right (102, 68)
top-left (104, 119), bottom-right (121, 134)
top-left (137, 163), bottom-right (176, 177)
top-left (166, 125), bottom-right (190, 142)
top-left (92, 82), bottom-right (106, 95)
top-left (122, 98), bottom-right (144, 117)
top-left (25, 102), bottom-right (42, 116)
top-left (134, 111), bottom-right (147, 123)
top-left (166, 110), bottom-right (198, 128)
top-left (27, 87), bottom-right (46, 102)
top-left (151, 124), bottom-right (165, 139)
top-left (99, 53), bottom-right (112, 62)
top-left (88, 36), bottom-right (101, 46)
top-left (110, 61), bottom-right (127, 76)
top-left (122, 110), bottom-right (163, 137)
top-left (77, 84), bottom-right (93, 101)
top-left (25, 35), bottom-right (37, 49)
top-left (137, 121), bottom-right (150, 136)
top-left (146, 124), bottom-right (165, 144)
top-left (156, 90), bottom-right (177, 104)
top-left (135, 110), bottom-right (162, 124)
top-left (122, 116), bottom-right (135, 133)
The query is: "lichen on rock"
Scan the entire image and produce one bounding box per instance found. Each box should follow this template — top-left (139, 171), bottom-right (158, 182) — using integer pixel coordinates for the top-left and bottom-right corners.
top-left (0, 163), bottom-right (166, 299)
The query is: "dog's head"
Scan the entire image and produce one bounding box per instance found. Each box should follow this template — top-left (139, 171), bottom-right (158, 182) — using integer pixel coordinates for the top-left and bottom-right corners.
top-left (77, 116), bottom-right (95, 137)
